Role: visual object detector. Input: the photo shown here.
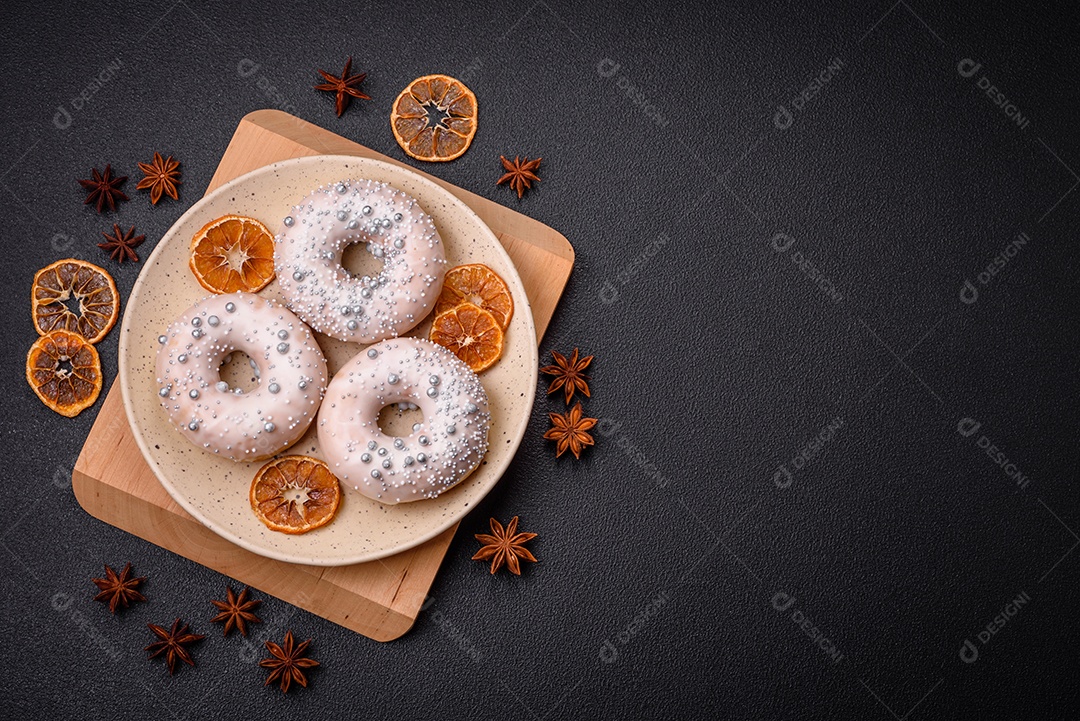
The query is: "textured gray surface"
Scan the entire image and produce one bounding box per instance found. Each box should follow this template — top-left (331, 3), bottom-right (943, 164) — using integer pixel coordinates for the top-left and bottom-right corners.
top-left (2, 0), bottom-right (1079, 718)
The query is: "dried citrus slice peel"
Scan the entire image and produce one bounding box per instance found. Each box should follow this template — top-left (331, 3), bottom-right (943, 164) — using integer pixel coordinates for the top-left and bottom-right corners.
top-left (429, 302), bottom-right (504, 372)
top-left (250, 455), bottom-right (342, 534)
top-left (26, 330), bottom-right (103, 417)
top-left (390, 74), bottom-right (478, 162)
top-left (434, 263), bottom-right (514, 329)
top-left (32, 259), bottom-right (119, 344)
top-left (189, 214), bottom-right (276, 294)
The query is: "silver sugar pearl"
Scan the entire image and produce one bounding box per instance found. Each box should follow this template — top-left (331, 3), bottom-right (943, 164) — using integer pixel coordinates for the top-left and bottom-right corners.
top-left (337, 210), bottom-right (348, 221)
top-left (188, 421), bottom-right (199, 431)
top-left (367, 440), bottom-right (377, 450)
top-left (216, 381), bottom-right (229, 392)
top-left (381, 218), bottom-right (392, 228)
top-left (177, 354), bottom-right (187, 363)
top-left (393, 239), bottom-right (404, 249)
top-left (417, 453), bottom-right (427, 463)
top-left (394, 213), bottom-right (403, 222)
top-left (341, 306), bottom-right (351, 315)
top-left (426, 387), bottom-right (438, 398)
top-left (189, 389), bottom-right (200, 399)
top-left (346, 320), bottom-right (358, 331)
top-left (283, 216), bottom-right (295, 227)
top-left (362, 205), bottom-right (372, 215)
top-left (276, 342), bottom-right (289, 353)
top-left (264, 422), bottom-right (276, 432)
top-left (446, 425), bottom-right (456, 434)
top-left (191, 317), bottom-right (202, 327)
top-left (419, 435), bottom-right (429, 446)
top-left (361, 453), bottom-right (371, 463)
top-left (192, 328), bottom-right (203, 339)
top-left (372, 246), bottom-right (384, 258)
top-left (336, 184), bottom-right (347, 194)
top-left (225, 302), bottom-right (236, 313)
top-left (298, 381), bottom-right (308, 390)
top-left (388, 373), bottom-right (399, 385)
top-left (382, 460), bottom-right (391, 469)
top-left (412, 423), bottom-right (422, 432)
top-left (158, 335), bottom-right (167, 344)
top-left (394, 438), bottom-right (405, 449)
top-left (465, 403), bottom-right (478, 413)
top-left (293, 271), bottom-right (304, 281)
top-left (371, 470), bottom-right (381, 479)
top-left (361, 288), bottom-right (371, 298)
top-left (277, 329), bottom-right (289, 340)
top-left (378, 447), bottom-right (388, 456)
top-left (207, 315), bottom-right (220, 327)
top-left (429, 375), bottom-right (440, 386)
top-left (404, 456), bottom-right (414, 466)
top-left (347, 219), bottom-right (359, 229)
top-left (158, 387), bottom-right (170, 397)
top-left (268, 383), bottom-right (281, 394)
top-left (367, 349), bottom-right (378, 358)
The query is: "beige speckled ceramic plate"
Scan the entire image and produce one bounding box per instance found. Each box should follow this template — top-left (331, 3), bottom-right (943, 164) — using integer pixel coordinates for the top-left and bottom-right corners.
top-left (119, 155), bottom-right (536, 566)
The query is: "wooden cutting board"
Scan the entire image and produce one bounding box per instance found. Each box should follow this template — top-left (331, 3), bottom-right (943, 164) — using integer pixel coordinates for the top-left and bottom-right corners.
top-left (72, 109), bottom-right (574, 642)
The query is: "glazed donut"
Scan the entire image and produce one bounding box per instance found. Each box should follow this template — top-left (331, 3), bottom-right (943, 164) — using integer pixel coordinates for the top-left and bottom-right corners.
top-left (274, 179), bottom-right (448, 343)
top-left (318, 337), bottom-right (490, 504)
top-left (155, 292), bottom-right (328, 462)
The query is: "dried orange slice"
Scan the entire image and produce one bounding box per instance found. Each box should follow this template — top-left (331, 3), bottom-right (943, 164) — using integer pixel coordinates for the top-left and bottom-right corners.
top-left (429, 303), bottom-right (504, 372)
top-left (26, 330), bottom-right (103, 417)
top-left (390, 74), bottom-right (478, 162)
top-left (250, 455), bottom-right (341, 534)
top-left (434, 263), bottom-right (514, 329)
top-left (189, 214), bottom-right (276, 294)
top-left (32, 259), bottom-right (119, 344)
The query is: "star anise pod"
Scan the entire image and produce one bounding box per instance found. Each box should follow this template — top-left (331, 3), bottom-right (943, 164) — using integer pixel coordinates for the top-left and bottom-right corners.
top-left (314, 56), bottom-right (370, 116)
top-left (210, 585), bottom-right (262, 637)
top-left (497, 155), bottom-right (542, 199)
top-left (98, 224), bottom-right (145, 263)
top-left (472, 516), bottom-right (538, 575)
top-left (145, 619), bottom-right (205, 675)
top-left (92, 562), bottom-right (146, 614)
top-left (541, 348), bottom-right (593, 404)
top-left (78, 164), bottom-right (128, 213)
top-left (544, 402), bottom-right (597, 459)
top-left (260, 630), bottom-right (319, 694)
top-left (136, 152), bottom-right (181, 205)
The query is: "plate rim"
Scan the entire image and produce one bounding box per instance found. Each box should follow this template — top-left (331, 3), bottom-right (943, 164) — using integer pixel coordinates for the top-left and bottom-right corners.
top-left (118, 153), bottom-right (538, 566)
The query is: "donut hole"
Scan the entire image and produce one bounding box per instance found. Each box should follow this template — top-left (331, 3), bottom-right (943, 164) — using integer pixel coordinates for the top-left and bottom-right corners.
top-left (217, 351), bottom-right (261, 394)
top-left (377, 403), bottom-right (425, 439)
top-left (341, 241), bottom-right (387, 282)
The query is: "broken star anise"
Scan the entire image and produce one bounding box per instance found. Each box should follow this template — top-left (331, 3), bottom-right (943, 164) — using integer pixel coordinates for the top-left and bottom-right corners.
top-left (541, 348), bottom-right (593, 404)
top-left (544, 402), bottom-right (597, 459)
top-left (78, 164), bottom-right (128, 213)
top-left (92, 562), bottom-right (146, 614)
top-left (314, 56), bottom-right (371, 117)
top-left (210, 585), bottom-right (262, 637)
top-left (145, 618), bottom-right (205, 675)
top-left (136, 152), bottom-right (181, 205)
top-left (497, 155), bottom-right (542, 199)
top-left (98, 224), bottom-right (145, 263)
top-left (260, 630), bottom-right (319, 693)
top-left (472, 516), bottom-right (538, 575)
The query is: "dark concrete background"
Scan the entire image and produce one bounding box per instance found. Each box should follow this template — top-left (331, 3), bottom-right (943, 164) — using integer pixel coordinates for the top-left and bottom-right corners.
top-left (2, 0), bottom-right (1078, 718)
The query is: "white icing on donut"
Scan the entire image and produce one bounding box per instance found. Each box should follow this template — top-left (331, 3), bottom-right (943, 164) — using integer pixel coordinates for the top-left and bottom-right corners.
top-left (155, 292), bottom-right (328, 462)
top-left (274, 179), bottom-right (448, 343)
top-left (317, 337), bottom-right (490, 504)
